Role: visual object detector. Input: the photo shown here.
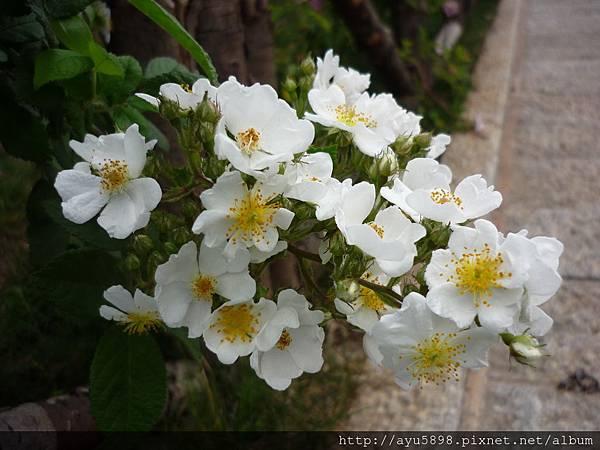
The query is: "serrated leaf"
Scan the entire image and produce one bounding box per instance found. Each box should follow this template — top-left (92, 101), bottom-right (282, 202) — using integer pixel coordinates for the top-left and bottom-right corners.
top-left (51, 16), bottom-right (93, 55)
top-left (34, 48), bottom-right (93, 89)
top-left (144, 56), bottom-right (185, 79)
top-left (99, 55), bottom-right (142, 104)
top-left (88, 42), bottom-right (124, 76)
top-left (128, 0), bottom-right (218, 84)
top-left (0, 14), bottom-right (45, 45)
top-left (90, 328), bottom-right (167, 431)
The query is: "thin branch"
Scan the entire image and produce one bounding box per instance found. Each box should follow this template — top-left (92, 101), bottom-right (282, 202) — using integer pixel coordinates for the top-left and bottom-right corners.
top-left (287, 244), bottom-right (322, 263)
top-left (358, 278), bottom-right (404, 305)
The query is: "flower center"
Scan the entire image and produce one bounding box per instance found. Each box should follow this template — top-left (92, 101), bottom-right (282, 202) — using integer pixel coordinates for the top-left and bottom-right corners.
top-left (405, 332), bottom-right (467, 385)
top-left (191, 274), bottom-right (217, 301)
top-left (121, 311), bottom-right (162, 335)
top-left (430, 188), bottom-right (463, 208)
top-left (210, 303), bottom-right (260, 344)
top-left (334, 105), bottom-right (377, 128)
top-left (276, 329), bottom-right (293, 350)
top-left (180, 83), bottom-right (193, 93)
top-left (226, 189), bottom-right (280, 245)
top-left (446, 244), bottom-right (512, 306)
top-left (359, 286), bottom-right (386, 312)
top-left (99, 160), bottom-right (130, 193)
top-left (368, 222), bottom-right (385, 238)
top-left (236, 127), bottom-right (261, 155)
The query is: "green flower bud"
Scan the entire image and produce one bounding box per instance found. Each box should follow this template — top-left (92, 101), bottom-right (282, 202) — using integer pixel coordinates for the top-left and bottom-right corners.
top-left (500, 333), bottom-right (545, 366)
top-left (375, 148), bottom-right (399, 178)
top-left (124, 253), bottom-right (140, 271)
top-left (298, 75), bottom-right (313, 92)
top-left (283, 77), bottom-right (297, 93)
top-left (300, 56), bottom-right (316, 76)
top-left (414, 132), bottom-right (432, 149)
top-left (146, 250), bottom-right (166, 278)
top-left (164, 241), bottom-right (179, 255)
top-left (132, 234), bottom-right (154, 256)
top-left (173, 227), bottom-right (193, 246)
top-left (335, 279), bottom-right (360, 302)
top-left (197, 97), bottom-right (220, 123)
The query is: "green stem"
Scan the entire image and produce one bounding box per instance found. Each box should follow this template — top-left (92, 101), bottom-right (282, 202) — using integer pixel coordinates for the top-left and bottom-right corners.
top-left (358, 278), bottom-right (404, 305)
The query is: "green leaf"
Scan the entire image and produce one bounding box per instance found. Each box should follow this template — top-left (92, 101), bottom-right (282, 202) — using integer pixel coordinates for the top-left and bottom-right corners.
top-left (90, 328), bottom-right (167, 431)
top-left (0, 14), bottom-right (45, 45)
top-left (99, 55), bottom-right (142, 104)
top-left (113, 105), bottom-right (169, 150)
top-left (144, 56), bottom-right (186, 79)
top-left (140, 57), bottom-right (198, 94)
top-left (308, 144), bottom-right (337, 159)
top-left (88, 42), bottom-right (124, 76)
top-left (43, 0), bottom-right (96, 19)
top-left (34, 48), bottom-right (93, 89)
top-left (128, 0), bottom-right (218, 84)
top-left (51, 16), bottom-right (93, 55)
top-left (127, 94), bottom-right (158, 113)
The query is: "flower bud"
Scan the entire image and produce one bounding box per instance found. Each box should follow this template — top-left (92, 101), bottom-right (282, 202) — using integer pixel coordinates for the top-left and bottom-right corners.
top-left (124, 253), bottom-right (140, 272)
top-left (173, 227), bottom-right (193, 246)
top-left (164, 242), bottom-right (179, 255)
top-left (132, 234), bottom-right (153, 256)
top-left (197, 97), bottom-right (220, 123)
top-left (414, 132), bottom-right (432, 149)
top-left (335, 279), bottom-right (360, 302)
top-left (373, 147), bottom-right (399, 179)
top-left (500, 333), bottom-right (545, 366)
top-left (300, 56), bottom-right (316, 76)
top-left (299, 76), bottom-right (313, 92)
top-left (283, 77), bottom-right (297, 93)
top-left (146, 250), bottom-right (166, 278)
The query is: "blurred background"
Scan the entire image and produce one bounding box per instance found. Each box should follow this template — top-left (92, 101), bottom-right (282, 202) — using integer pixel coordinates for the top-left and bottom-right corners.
top-left (1, 0), bottom-right (599, 432)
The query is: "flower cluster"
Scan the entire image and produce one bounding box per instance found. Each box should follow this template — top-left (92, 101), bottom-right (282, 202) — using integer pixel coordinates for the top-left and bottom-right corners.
top-left (55, 51), bottom-right (563, 391)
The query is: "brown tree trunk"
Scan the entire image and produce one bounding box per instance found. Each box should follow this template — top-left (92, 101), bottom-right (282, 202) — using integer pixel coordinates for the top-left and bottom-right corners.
top-left (330, 0), bottom-right (412, 97)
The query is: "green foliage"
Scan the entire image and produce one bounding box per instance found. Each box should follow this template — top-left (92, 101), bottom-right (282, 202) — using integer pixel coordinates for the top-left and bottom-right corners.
top-left (90, 328), bottom-right (167, 431)
top-left (128, 0), bottom-right (218, 84)
top-left (34, 48), bottom-right (94, 88)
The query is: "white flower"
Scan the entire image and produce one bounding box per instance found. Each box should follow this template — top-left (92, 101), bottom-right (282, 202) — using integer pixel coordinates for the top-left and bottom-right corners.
top-left (313, 50), bottom-right (370, 104)
top-left (154, 241), bottom-right (255, 338)
top-left (505, 232), bottom-right (563, 337)
top-left (381, 157), bottom-right (502, 224)
top-left (250, 289), bottom-right (325, 390)
top-left (192, 170), bottom-right (295, 259)
top-left (427, 133), bottom-right (451, 159)
top-left (370, 292), bottom-right (497, 389)
top-left (334, 266), bottom-right (396, 333)
top-left (345, 205), bottom-right (426, 277)
top-left (213, 77), bottom-right (314, 176)
top-left (203, 298), bottom-right (276, 364)
top-left (334, 179), bottom-right (376, 240)
top-left (55, 124), bottom-right (161, 239)
top-left (425, 219), bottom-right (531, 331)
top-left (135, 78), bottom-right (216, 110)
top-left (100, 285), bottom-right (162, 335)
top-left (306, 86), bottom-right (412, 157)
top-left (283, 152), bottom-right (343, 220)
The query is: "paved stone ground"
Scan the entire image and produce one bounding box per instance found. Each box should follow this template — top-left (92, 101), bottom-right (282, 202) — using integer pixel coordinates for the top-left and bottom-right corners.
top-left (339, 0), bottom-right (600, 430)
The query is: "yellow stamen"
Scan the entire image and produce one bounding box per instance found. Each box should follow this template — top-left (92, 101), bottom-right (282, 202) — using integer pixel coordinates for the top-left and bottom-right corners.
top-left (406, 332), bottom-right (467, 385)
top-left (226, 188), bottom-right (280, 246)
top-left (236, 128), bottom-right (261, 155)
top-left (191, 274), bottom-right (217, 301)
top-left (276, 329), bottom-right (293, 350)
top-left (120, 311), bottom-right (162, 335)
top-left (99, 160), bottom-right (130, 193)
top-left (430, 188), bottom-right (463, 208)
top-left (334, 105), bottom-right (377, 128)
top-left (180, 83), bottom-right (193, 93)
top-left (444, 244), bottom-right (512, 307)
top-left (368, 222), bottom-right (385, 238)
top-left (210, 303), bottom-right (260, 344)
top-left (359, 286), bottom-right (386, 312)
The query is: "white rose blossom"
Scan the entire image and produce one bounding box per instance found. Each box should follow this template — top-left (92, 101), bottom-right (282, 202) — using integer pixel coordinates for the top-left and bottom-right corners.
top-left (135, 78), bottom-right (216, 110)
top-left (203, 298), bottom-right (276, 364)
top-left (381, 157), bottom-right (502, 224)
top-left (213, 77), bottom-right (314, 176)
top-left (369, 292), bottom-right (497, 389)
top-left (100, 285), bottom-right (162, 335)
top-left (55, 124), bottom-right (161, 239)
top-left (250, 289), bottom-right (325, 390)
top-left (154, 241), bottom-right (255, 338)
top-left (425, 219), bottom-right (534, 331)
top-left (313, 49), bottom-right (370, 104)
top-left (306, 85), bottom-right (414, 157)
top-left (192, 170), bottom-right (295, 259)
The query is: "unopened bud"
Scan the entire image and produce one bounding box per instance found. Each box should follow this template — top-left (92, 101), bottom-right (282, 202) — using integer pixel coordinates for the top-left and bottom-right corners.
top-left (299, 76), bottom-right (313, 92)
top-left (283, 77), bottom-right (297, 93)
top-left (300, 56), bottom-right (316, 76)
top-left (164, 242), bottom-right (178, 255)
top-left (132, 234), bottom-right (153, 256)
top-left (500, 333), bottom-right (545, 366)
top-left (173, 227), bottom-right (193, 246)
top-left (197, 97), bottom-right (220, 123)
top-left (124, 254), bottom-right (140, 271)
top-left (414, 132), bottom-right (432, 149)
top-left (335, 279), bottom-right (360, 302)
